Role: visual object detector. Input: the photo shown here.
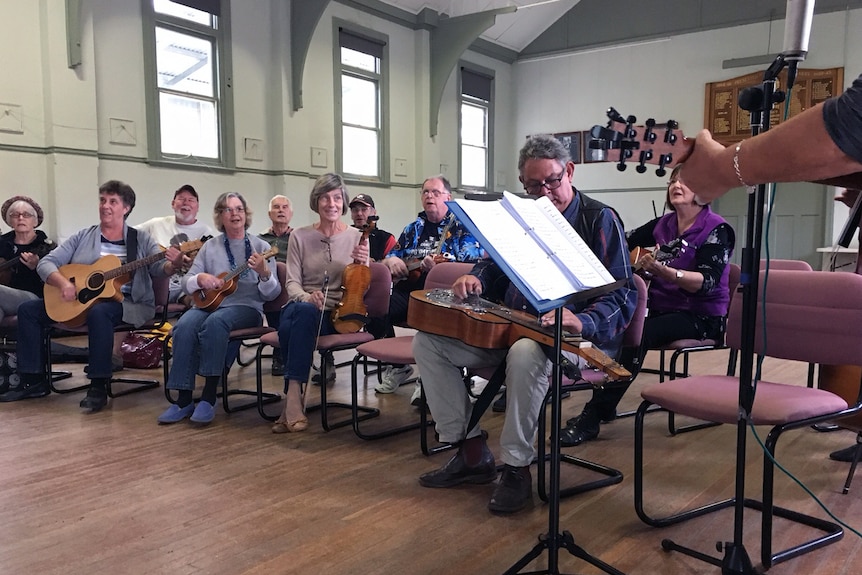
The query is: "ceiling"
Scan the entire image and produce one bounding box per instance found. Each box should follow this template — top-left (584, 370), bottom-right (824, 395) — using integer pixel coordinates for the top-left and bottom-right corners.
top-left (373, 0), bottom-right (862, 58)
top-left (375, 0), bottom-right (580, 53)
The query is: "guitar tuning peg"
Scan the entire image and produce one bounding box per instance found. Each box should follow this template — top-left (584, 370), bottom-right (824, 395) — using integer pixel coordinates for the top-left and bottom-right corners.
top-left (644, 119), bottom-right (657, 144)
top-left (606, 107), bottom-right (624, 124)
top-left (637, 149), bottom-right (653, 173)
top-left (664, 120), bottom-right (678, 145)
top-left (656, 153), bottom-right (673, 177)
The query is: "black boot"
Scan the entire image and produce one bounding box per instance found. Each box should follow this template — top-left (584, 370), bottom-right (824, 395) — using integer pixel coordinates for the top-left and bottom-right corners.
top-left (80, 379), bottom-right (109, 412)
top-left (488, 465), bottom-right (532, 514)
top-left (419, 435), bottom-right (498, 488)
top-left (560, 405), bottom-right (601, 447)
top-left (0, 374), bottom-right (50, 402)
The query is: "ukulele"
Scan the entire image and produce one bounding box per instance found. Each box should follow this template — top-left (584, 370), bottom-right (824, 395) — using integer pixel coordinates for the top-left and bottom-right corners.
top-left (629, 238), bottom-right (687, 271)
top-left (331, 221), bottom-right (375, 334)
top-left (44, 238), bottom-right (206, 326)
top-left (191, 246), bottom-right (279, 312)
top-left (0, 241), bottom-right (56, 286)
top-left (587, 106), bottom-right (862, 188)
top-left (398, 218), bottom-right (456, 284)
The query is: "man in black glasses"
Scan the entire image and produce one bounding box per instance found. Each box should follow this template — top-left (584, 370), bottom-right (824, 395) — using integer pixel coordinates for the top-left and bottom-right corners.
top-left (413, 134), bottom-right (637, 514)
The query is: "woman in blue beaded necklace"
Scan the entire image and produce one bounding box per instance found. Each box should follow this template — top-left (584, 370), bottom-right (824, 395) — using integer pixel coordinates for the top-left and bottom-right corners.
top-left (157, 192), bottom-right (280, 427)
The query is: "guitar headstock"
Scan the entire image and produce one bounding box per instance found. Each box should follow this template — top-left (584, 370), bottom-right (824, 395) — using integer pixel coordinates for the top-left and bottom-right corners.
top-left (587, 107), bottom-right (693, 177)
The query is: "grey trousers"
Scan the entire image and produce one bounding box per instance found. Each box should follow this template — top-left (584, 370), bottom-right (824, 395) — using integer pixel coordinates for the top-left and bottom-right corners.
top-left (413, 331), bottom-right (581, 468)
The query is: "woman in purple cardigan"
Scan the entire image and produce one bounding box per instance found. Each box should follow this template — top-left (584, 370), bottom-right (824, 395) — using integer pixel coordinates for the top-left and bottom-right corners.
top-left (561, 164), bottom-right (735, 447)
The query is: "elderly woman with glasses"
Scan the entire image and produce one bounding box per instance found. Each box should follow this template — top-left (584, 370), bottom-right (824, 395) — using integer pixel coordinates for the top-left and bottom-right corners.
top-left (157, 192), bottom-right (280, 427)
top-left (0, 196), bottom-right (55, 324)
top-left (272, 173), bottom-right (369, 434)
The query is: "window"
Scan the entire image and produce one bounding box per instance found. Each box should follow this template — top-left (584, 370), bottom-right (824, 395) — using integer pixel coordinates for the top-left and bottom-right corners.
top-left (460, 67), bottom-right (493, 191)
top-left (142, 0), bottom-right (233, 166)
top-left (337, 28), bottom-right (387, 180)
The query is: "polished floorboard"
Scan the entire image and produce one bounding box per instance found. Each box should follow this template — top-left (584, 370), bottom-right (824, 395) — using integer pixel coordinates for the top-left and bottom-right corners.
top-left (1, 337), bottom-right (861, 575)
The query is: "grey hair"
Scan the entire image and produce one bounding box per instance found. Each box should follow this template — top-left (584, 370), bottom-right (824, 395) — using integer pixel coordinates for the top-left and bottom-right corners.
top-left (309, 173), bottom-right (349, 215)
top-left (269, 195), bottom-right (291, 210)
top-left (422, 174), bottom-right (452, 195)
top-left (213, 192), bottom-right (253, 232)
top-left (5, 200), bottom-right (37, 227)
top-left (518, 134), bottom-right (570, 174)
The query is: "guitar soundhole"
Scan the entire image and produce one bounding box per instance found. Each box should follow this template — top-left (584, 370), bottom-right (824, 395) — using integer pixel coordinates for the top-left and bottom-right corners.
top-left (87, 273), bottom-right (105, 290)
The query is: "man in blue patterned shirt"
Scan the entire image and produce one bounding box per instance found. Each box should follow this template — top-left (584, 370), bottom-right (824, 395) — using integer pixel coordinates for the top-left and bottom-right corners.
top-left (373, 175), bottom-right (483, 396)
top-left (413, 134), bottom-right (637, 514)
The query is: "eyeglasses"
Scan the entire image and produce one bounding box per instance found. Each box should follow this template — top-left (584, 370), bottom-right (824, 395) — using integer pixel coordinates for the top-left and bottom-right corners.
top-left (222, 206), bottom-right (245, 214)
top-left (523, 170), bottom-right (565, 196)
top-left (421, 189), bottom-right (446, 198)
top-left (8, 212), bottom-right (35, 219)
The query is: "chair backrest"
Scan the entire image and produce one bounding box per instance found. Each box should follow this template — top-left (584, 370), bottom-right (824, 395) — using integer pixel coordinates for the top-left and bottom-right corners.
top-left (263, 262), bottom-right (289, 313)
top-left (760, 259), bottom-right (813, 271)
top-left (152, 273), bottom-right (171, 311)
top-left (425, 261), bottom-right (474, 290)
top-left (364, 262), bottom-right (392, 318)
top-left (624, 274), bottom-right (649, 349)
top-left (726, 269), bottom-right (862, 367)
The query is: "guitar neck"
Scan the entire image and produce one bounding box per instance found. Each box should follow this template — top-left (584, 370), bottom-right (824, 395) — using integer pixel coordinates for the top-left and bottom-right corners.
top-left (0, 255), bottom-right (22, 272)
top-left (222, 246), bottom-right (279, 283)
top-left (104, 250), bottom-right (166, 281)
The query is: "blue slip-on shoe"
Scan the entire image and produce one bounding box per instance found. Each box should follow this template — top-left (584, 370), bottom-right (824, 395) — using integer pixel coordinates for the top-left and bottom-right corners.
top-left (157, 403), bottom-right (195, 424)
top-left (190, 400), bottom-right (216, 425)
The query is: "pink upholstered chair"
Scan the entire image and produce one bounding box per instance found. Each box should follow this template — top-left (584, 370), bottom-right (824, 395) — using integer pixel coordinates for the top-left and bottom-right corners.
top-left (634, 269), bottom-right (862, 569)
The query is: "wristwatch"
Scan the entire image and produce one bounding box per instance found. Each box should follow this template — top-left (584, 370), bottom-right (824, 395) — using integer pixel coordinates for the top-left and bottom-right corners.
top-left (675, 269), bottom-right (685, 281)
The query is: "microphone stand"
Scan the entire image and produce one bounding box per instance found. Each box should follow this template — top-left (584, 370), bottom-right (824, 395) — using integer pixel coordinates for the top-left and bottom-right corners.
top-left (503, 305), bottom-right (626, 575)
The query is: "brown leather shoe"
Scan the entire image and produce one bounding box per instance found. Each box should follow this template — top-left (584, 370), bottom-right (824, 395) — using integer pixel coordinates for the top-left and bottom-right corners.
top-left (488, 465), bottom-right (532, 514)
top-left (419, 443), bottom-right (497, 488)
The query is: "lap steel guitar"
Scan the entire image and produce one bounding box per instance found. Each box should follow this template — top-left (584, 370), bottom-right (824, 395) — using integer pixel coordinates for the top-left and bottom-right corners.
top-left (407, 288), bottom-right (630, 382)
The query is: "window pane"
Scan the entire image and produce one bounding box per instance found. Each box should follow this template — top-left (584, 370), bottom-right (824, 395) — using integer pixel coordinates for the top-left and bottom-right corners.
top-left (156, 27), bottom-right (214, 97)
top-left (160, 93), bottom-right (219, 158)
top-left (342, 75), bottom-right (377, 128)
top-left (343, 126), bottom-right (378, 177)
top-left (341, 47), bottom-right (378, 73)
top-left (461, 103), bottom-right (487, 147)
top-left (461, 145), bottom-right (487, 188)
top-left (153, 0), bottom-right (212, 25)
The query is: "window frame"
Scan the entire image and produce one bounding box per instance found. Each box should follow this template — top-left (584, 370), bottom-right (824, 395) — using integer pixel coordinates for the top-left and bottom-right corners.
top-left (141, 0), bottom-right (235, 169)
top-left (333, 21), bottom-right (389, 184)
top-left (458, 64), bottom-right (495, 193)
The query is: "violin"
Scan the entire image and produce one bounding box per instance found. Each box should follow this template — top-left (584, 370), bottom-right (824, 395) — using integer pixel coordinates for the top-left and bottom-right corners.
top-left (331, 221), bottom-right (375, 334)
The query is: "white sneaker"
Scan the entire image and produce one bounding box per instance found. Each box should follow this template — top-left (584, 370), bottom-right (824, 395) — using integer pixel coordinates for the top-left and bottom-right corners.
top-left (375, 365), bottom-right (414, 394)
top-left (410, 381), bottom-right (423, 406)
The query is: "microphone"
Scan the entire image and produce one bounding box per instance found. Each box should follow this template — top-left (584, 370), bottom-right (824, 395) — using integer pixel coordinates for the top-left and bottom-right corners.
top-left (781, 0), bottom-right (815, 89)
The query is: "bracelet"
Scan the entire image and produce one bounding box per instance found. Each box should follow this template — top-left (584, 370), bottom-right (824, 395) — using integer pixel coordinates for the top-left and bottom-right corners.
top-left (732, 142), bottom-right (756, 191)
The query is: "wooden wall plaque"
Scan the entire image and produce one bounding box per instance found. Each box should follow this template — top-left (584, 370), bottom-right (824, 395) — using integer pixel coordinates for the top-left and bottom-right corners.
top-left (704, 67), bottom-right (843, 146)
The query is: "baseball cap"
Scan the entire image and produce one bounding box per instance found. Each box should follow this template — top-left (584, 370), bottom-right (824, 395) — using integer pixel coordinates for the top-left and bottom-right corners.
top-left (349, 194), bottom-right (374, 208)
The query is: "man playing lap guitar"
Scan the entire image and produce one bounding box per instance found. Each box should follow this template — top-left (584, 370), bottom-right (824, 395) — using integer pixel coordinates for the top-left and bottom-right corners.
top-left (412, 134), bottom-right (637, 514)
top-left (5, 180), bottom-right (180, 410)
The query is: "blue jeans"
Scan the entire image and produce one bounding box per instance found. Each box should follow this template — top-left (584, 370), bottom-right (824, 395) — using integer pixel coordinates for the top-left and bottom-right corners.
top-left (17, 298), bottom-right (123, 380)
top-left (277, 301), bottom-right (336, 389)
top-left (165, 305), bottom-right (262, 391)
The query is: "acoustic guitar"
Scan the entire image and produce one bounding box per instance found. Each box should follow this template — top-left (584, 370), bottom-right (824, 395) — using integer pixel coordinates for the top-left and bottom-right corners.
top-left (587, 106), bottom-right (862, 189)
top-left (629, 237), bottom-right (687, 271)
top-left (398, 218), bottom-right (456, 284)
top-left (191, 246), bottom-right (278, 312)
top-left (44, 238), bottom-right (206, 327)
top-left (407, 288), bottom-right (630, 382)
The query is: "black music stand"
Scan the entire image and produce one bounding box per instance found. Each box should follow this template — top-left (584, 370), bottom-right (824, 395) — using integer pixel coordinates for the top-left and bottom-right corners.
top-left (503, 304), bottom-right (626, 575)
top-left (658, 55), bottom-right (792, 575)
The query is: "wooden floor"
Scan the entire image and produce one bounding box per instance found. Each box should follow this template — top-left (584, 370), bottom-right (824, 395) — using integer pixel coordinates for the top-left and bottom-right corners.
top-left (1, 337), bottom-right (861, 575)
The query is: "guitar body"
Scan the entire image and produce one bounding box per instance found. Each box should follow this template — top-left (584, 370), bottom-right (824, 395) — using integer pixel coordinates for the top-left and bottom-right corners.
top-left (192, 273), bottom-right (238, 312)
top-left (44, 255), bottom-right (126, 327)
top-left (408, 289), bottom-right (630, 381)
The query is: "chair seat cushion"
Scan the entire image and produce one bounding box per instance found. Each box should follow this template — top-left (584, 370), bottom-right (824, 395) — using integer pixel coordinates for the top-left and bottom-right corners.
top-left (641, 375), bottom-right (849, 425)
top-left (356, 336), bottom-right (415, 364)
top-left (660, 338), bottom-right (719, 350)
top-left (317, 332), bottom-right (374, 351)
top-left (229, 326), bottom-right (275, 339)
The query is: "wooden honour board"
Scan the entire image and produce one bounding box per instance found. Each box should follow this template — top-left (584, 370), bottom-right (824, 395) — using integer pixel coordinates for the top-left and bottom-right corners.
top-left (704, 67), bottom-right (843, 146)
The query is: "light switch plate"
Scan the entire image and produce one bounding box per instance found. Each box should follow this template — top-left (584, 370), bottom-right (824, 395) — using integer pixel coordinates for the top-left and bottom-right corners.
top-left (109, 118), bottom-right (136, 146)
top-left (394, 158), bottom-right (408, 177)
top-left (243, 138), bottom-right (263, 161)
top-left (0, 104), bottom-right (23, 134)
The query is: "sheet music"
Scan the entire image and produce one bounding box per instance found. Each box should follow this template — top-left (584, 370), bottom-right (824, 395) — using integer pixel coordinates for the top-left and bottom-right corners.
top-left (449, 193), bottom-right (616, 307)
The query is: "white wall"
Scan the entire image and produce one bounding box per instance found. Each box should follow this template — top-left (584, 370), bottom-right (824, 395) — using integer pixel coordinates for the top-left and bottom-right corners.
top-left (0, 0), bottom-right (516, 243)
top-left (513, 8), bottom-right (862, 233)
